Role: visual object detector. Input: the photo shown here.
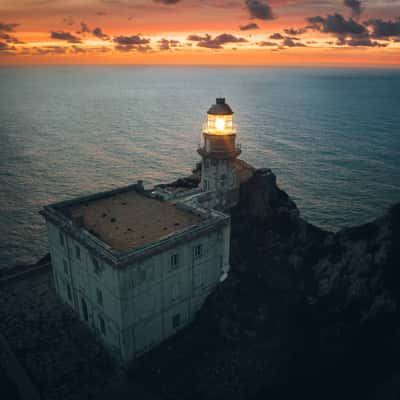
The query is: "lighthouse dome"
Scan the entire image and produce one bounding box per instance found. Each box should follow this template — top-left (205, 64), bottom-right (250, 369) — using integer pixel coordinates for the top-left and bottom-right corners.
top-left (207, 98), bottom-right (234, 115)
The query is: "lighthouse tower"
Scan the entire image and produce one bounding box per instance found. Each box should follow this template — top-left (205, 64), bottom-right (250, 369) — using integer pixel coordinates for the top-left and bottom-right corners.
top-left (198, 98), bottom-right (241, 210)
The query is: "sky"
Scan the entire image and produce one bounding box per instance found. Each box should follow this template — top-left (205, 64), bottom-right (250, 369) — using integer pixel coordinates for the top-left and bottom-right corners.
top-left (0, 0), bottom-right (399, 66)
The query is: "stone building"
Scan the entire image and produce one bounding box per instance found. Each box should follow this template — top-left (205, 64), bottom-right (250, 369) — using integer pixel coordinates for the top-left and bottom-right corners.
top-left (41, 98), bottom-right (242, 363)
top-left (198, 97), bottom-right (241, 210)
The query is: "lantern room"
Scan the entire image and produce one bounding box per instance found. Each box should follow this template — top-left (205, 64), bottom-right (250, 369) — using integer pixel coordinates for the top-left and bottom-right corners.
top-left (204, 98), bottom-right (236, 135)
top-left (198, 97), bottom-right (241, 159)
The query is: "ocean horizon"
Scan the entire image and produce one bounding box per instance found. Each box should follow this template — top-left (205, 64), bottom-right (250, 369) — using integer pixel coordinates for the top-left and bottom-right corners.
top-left (1, 65), bottom-right (399, 269)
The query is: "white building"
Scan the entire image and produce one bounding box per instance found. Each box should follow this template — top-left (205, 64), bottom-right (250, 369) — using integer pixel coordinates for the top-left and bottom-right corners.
top-left (41, 98), bottom-right (242, 363)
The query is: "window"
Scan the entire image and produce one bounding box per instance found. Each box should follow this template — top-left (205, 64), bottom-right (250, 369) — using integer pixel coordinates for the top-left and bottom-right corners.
top-left (137, 267), bottom-right (146, 285)
top-left (172, 313), bottom-right (180, 329)
top-left (172, 283), bottom-right (179, 301)
top-left (59, 232), bottom-right (64, 247)
top-left (67, 284), bottom-right (72, 301)
top-left (92, 257), bottom-right (101, 275)
top-left (63, 259), bottom-right (68, 275)
top-left (81, 298), bottom-right (88, 321)
top-left (75, 245), bottom-right (81, 260)
top-left (99, 315), bottom-right (106, 336)
top-left (96, 288), bottom-right (103, 307)
top-left (170, 253), bottom-right (179, 269)
top-left (194, 244), bottom-right (203, 259)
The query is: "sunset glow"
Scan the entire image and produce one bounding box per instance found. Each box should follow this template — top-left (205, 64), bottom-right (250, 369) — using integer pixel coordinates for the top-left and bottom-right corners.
top-left (0, 0), bottom-right (399, 66)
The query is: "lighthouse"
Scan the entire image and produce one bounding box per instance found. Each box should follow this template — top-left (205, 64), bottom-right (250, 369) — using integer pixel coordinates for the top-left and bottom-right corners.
top-left (198, 98), bottom-right (241, 210)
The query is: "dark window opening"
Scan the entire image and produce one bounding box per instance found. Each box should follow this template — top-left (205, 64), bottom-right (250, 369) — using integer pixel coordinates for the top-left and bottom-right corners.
top-left (81, 298), bottom-right (88, 321)
top-left (99, 315), bottom-right (106, 336)
top-left (93, 257), bottom-right (101, 275)
top-left (59, 232), bottom-right (64, 247)
top-left (63, 259), bottom-right (68, 275)
top-left (170, 253), bottom-right (179, 269)
top-left (172, 313), bottom-right (181, 329)
top-left (75, 245), bottom-right (81, 260)
top-left (96, 288), bottom-right (103, 307)
top-left (194, 244), bottom-right (203, 258)
top-left (67, 284), bottom-right (72, 301)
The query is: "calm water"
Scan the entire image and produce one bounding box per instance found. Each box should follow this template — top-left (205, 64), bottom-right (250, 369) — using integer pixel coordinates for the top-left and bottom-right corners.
top-left (1, 66), bottom-right (399, 268)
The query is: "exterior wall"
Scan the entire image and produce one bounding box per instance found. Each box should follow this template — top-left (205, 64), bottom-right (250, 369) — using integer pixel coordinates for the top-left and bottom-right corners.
top-left (117, 227), bottom-right (228, 361)
top-left (202, 158), bottom-right (237, 192)
top-left (46, 221), bottom-right (123, 359)
top-left (46, 217), bottom-right (230, 364)
top-left (201, 157), bottom-right (239, 210)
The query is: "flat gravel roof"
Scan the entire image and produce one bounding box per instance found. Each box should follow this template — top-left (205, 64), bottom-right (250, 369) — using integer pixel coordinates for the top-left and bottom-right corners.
top-left (66, 190), bottom-right (202, 252)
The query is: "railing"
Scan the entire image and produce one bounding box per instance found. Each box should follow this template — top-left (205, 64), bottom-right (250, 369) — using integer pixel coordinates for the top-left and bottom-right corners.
top-left (197, 144), bottom-right (241, 156)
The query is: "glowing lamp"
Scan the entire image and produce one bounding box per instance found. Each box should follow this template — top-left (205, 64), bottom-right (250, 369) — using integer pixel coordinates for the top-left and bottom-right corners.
top-left (215, 117), bottom-right (226, 131)
top-left (205, 98), bottom-right (235, 135)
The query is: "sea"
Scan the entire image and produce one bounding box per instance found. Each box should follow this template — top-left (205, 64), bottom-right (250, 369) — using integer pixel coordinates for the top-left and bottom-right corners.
top-left (0, 66), bottom-right (399, 269)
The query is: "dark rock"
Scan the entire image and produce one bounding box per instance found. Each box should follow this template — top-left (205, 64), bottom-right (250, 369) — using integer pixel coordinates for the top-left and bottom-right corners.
top-left (0, 366), bottom-right (20, 400)
top-left (129, 167), bottom-right (400, 400)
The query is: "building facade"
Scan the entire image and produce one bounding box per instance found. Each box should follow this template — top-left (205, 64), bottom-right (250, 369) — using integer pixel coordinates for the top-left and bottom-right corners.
top-left (41, 98), bottom-right (240, 363)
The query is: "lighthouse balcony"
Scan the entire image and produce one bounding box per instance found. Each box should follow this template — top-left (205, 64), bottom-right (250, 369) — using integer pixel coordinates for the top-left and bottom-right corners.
top-left (197, 144), bottom-right (241, 159)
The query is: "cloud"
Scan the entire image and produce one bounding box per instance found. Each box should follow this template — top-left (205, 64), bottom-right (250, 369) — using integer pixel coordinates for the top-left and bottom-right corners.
top-left (245, 0), bottom-right (274, 20)
top-left (256, 41), bottom-right (276, 46)
top-left (344, 36), bottom-right (386, 46)
top-left (158, 38), bottom-right (181, 50)
top-left (116, 44), bottom-right (152, 52)
top-left (71, 45), bottom-right (86, 53)
top-left (75, 22), bottom-right (109, 40)
top-left (51, 31), bottom-right (81, 43)
top-left (70, 45), bottom-right (111, 53)
top-left (0, 21), bottom-right (23, 44)
top-left (343, 0), bottom-right (362, 18)
top-left (269, 32), bottom-right (284, 39)
top-left (283, 27), bottom-right (307, 35)
top-left (0, 42), bottom-right (17, 55)
top-left (239, 23), bottom-right (259, 31)
top-left (307, 13), bottom-right (366, 35)
top-left (364, 18), bottom-right (400, 38)
top-left (0, 42), bottom-right (15, 51)
top-left (77, 22), bottom-right (91, 34)
top-left (0, 21), bottom-right (19, 32)
top-left (23, 44), bottom-right (112, 56)
top-left (32, 46), bottom-right (67, 55)
top-left (0, 31), bottom-right (23, 44)
top-left (113, 35), bottom-right (150, 45)
top-left (282, 37), bottom-right (306, 47)
top-left (93, 27), bottom-right (109, 40)
top-left (187, 33), bottom-right (247, 49)
top-left (113, 34), bottom-right (151, 52)
top-left (305, 12), bottom-right (394, 47)
top-left (62, 16), bottom-right (74, 26)
top-left (187, 34), bottom-right (205, 41)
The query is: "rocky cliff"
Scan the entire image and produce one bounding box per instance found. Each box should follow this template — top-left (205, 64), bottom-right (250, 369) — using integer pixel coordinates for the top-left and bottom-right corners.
top-left (131, 167), bottom-right (400, 400)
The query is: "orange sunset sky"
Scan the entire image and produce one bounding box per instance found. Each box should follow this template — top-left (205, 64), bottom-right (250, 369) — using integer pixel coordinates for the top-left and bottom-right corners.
top-left (0, 0), bottom-right (399, 66)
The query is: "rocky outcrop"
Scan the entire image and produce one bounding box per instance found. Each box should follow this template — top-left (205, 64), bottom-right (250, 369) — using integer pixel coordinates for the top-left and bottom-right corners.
top-left (2, 165), bottom-right (398, 400)
top-left (131, 167), bottom-right (400, 400)
top-left (0, 367), bottom-right (20, 400)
